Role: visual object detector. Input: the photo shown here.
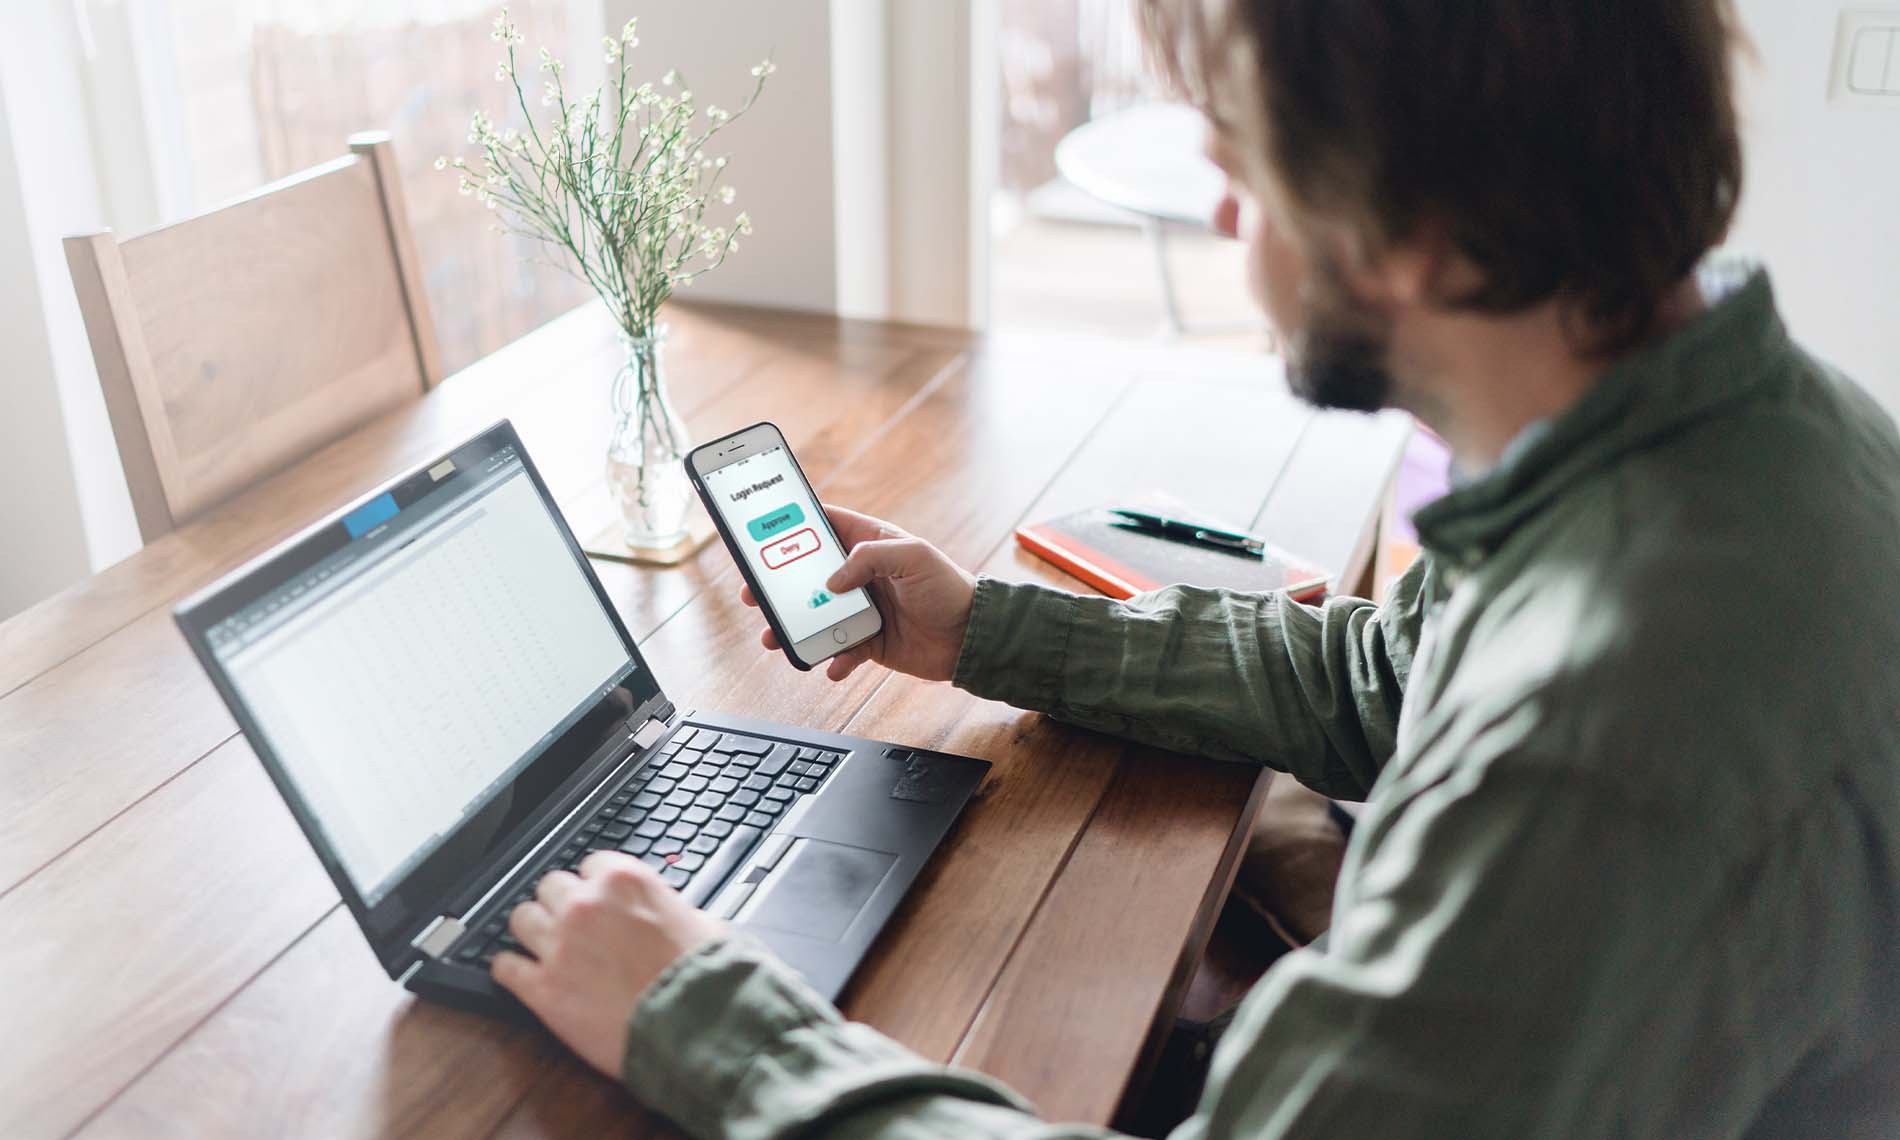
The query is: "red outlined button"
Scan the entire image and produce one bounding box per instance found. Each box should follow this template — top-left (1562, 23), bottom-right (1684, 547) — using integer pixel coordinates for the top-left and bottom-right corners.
top-left (761, 527), bottom-right (821, 569)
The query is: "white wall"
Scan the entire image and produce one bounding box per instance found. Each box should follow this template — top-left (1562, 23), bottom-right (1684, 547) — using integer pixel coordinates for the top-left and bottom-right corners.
top-left (599, 0), bottom-right (839, 313)
top-left (0, 79), bottom-right (93, 619)
top-left (1727, 1), bottom-right (1900, 410)
top-left (829, 0), bottom-right (994, 327)
top-left (0, 0), bottom-right (140, 621)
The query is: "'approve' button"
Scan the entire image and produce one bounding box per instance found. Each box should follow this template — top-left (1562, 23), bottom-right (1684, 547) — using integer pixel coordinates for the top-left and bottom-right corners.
top-left (760, 527), bottom-right (821, 569)
top-left (746, 502), bottom-right (806, 541)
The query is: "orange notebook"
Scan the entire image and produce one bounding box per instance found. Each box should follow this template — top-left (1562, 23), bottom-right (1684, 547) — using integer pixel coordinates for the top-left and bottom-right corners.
top-left (1016, 505), bottom-right (1330, 602)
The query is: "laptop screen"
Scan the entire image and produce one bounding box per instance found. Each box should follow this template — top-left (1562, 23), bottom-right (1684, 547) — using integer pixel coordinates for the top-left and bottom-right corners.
top-left (199, 443), bottom-right (636, 905)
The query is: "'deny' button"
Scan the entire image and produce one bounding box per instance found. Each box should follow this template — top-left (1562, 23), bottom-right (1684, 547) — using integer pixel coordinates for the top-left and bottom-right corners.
top-left (746, 502), bottom-right (806, 542)
top-left (760, 528), bottom-right (821, 569)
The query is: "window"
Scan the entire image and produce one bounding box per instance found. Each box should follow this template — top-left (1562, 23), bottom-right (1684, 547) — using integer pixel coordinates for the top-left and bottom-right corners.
top-left (157, 0), bottom-right (600, 372)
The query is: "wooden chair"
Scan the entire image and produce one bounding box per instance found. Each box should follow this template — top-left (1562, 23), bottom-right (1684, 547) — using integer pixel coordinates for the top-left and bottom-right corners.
top-left (65, 132), bottom-right (444, 543)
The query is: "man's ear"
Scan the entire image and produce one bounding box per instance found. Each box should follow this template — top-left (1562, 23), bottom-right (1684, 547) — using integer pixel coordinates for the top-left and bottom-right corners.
top-left (1389, 219), bottom-right (1472, 308)
top-left (1333, 216), bottom-right (1457, 310)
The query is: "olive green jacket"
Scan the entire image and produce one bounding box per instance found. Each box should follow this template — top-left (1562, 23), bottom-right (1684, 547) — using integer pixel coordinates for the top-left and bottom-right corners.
top-left (621, 266), bottom-right (1900, 1139)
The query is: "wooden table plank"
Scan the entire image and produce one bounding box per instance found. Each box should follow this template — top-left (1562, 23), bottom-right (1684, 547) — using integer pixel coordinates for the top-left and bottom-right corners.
top-left (48, 343), bottom-right (1139, 1140)
top-left (0, 739), bottom-right (339, 1140)
top-left (76, 909), bottom-right (559, 1140)
top-left (953, 752), bottom-right (1264, 1124)
top-left (1254, 408), bottom-right (1413, 591)
top-left (0, 609), bottom-right (236, 889)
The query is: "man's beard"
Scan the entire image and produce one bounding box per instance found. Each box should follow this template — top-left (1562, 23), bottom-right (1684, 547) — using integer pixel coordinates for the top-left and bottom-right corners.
top-left (1281, 260), bottom-right (1397, 414)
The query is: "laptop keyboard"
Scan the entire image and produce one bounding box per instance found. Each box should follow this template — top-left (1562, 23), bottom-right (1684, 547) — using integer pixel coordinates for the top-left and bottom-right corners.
top-left (453, 726), bottom-right (842, 968)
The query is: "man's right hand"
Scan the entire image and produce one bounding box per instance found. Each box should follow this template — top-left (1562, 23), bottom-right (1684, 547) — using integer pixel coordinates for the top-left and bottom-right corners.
top-left (738, 505), bottom-right (976, 683)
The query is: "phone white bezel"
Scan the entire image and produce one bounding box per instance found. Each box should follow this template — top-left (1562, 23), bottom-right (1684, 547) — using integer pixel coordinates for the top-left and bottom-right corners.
top-left (688, 423), bottom-right (883, 667)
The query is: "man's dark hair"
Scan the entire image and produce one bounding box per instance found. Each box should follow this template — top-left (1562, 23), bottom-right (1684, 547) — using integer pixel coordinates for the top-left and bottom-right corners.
top-left (1142, 0), bottom-right (1744, 354)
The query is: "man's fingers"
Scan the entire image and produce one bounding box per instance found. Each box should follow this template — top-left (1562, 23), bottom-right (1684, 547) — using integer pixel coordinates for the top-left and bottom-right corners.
top-left (738, 584), bottom-right (758, 608)
top-left (578, 849), bottom-right (660, 900)
top-left (534, 868), bottom-right (583, 913)
top-left (822, 503), bottom-right (899, 548)
top-left (759, 626), bottom-right (780, 651)
top-left (491, 949), bottom-right (539, 997)
top-left (825, 645), bottom-right (873, 682)
top-left (826, 539), bottom-right (913, 594)
top-left (509, 898), bottom-right (557, 953)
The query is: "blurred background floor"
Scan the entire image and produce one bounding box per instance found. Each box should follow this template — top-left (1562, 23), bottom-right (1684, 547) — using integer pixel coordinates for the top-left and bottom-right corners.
top-left (990, 212), bottom-right (1268, 353)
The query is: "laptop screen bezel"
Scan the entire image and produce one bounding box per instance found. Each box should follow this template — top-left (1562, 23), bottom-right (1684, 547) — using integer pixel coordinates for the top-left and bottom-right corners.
top-left (173, 420), bottom-right (667, 975)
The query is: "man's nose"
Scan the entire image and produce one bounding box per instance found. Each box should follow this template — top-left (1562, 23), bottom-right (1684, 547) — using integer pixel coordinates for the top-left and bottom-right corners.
top-left (1211, 191), bottom-right (1241, 239)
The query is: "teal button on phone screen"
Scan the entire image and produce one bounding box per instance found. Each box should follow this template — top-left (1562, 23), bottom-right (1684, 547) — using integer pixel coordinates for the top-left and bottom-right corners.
top-left (746, 503), bottom-right (806, 542)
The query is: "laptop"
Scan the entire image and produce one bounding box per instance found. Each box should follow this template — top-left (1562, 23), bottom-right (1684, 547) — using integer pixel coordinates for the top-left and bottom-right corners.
top-left (174, 420), bottom-right (988, 1016)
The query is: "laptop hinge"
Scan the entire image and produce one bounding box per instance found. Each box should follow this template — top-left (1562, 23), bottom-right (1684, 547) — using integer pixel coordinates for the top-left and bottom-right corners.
top-left (632, 715), bottom-right (669, 750)
top-left (411, 914), bottom-right (465, 961)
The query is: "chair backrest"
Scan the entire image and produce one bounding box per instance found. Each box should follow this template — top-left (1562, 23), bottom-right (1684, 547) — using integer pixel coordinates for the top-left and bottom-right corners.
top-left (65, 132), bottom-right (444, 542)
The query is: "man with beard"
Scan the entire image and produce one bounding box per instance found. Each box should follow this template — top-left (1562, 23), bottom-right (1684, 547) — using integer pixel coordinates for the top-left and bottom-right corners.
top-left (488, 1), bottom-right (1900, 1136)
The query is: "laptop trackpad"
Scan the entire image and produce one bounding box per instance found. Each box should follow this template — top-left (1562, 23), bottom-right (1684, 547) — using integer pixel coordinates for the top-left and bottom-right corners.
top-left (741, 839), bottom-right (897, 943)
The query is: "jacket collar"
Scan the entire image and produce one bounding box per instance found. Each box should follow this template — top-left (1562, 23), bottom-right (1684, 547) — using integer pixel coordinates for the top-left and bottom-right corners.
top-left (1412, 263), bottom-right (1793, 568)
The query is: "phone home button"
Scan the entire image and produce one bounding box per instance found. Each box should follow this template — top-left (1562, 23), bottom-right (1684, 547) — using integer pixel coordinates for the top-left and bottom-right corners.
top-left (832, 627), bottom-right (849, 644)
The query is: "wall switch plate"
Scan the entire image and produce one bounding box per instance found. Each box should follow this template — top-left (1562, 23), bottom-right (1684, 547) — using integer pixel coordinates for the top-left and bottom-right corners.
top-left (1831, 9), bottom-right (1900, 104)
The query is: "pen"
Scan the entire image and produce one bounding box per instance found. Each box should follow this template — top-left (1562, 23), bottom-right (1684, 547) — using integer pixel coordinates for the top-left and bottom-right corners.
top-left (1107, 509), bottom-right (1267, 559)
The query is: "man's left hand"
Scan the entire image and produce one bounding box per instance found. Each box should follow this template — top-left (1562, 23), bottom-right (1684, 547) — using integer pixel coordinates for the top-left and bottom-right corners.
top-left (492, 851), bottom-right (723, 1076)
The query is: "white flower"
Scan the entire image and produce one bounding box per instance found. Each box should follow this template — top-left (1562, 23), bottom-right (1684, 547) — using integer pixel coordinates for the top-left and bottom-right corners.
top-left (718, 185), bottom-right (736, 204)
top-left (602, 36), bottom-right (619, 63)
top-left (494, 63), bottom-right (510, 81)
top-left (538, 47), bottom-right (552, 70)
top-left (542, 79), bottom-right (559, 106)
top-left (458, 176), bottom-right (474, 195)
top-left (678, 89), bottom-right (692, 103)
top-left (714, 155), bottom-right (728, 169)
top-left (706, 105), bottom-right (729, 124)
top-left (661, 69), bottom-right (677, 86)
top-left (751, 60), bottom-right (777, 78)
top-left (620, 18), bottom-right (638, 45)
top-left (735, 211), bottom-right (753, 234)
top-left (503, 127), bottom-right (518, 143)
top-left (433, 155), bottom-right (447, 170)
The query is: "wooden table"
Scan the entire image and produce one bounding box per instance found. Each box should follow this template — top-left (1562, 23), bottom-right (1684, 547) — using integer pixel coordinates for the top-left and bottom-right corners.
top-left (0, 302), bottom-right (1409, 1140)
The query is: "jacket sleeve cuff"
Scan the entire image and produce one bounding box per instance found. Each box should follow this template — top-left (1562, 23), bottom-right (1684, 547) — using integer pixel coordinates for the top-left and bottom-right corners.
top-left (950, 576), bottom-right (1081, 713)
top-left (623, 934), bottom-right (1035, 1140)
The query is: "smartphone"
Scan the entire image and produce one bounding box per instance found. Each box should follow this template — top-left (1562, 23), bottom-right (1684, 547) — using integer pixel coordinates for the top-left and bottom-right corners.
top-left (686, 422), bottom-right (883, 670)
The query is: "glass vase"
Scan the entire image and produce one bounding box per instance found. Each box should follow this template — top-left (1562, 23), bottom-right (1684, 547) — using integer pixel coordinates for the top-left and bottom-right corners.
top-left (605, 328), bottom-right (694, 550)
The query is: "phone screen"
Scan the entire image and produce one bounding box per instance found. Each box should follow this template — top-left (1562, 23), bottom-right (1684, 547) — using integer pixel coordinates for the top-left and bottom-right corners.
top-left (700, 442), bottom-right (873, 646)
